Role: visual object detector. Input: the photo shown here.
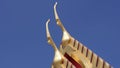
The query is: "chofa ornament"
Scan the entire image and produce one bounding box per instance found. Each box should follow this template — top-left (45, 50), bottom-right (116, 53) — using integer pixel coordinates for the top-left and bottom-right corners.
top-left (46, 2), bottom-right (113, 68)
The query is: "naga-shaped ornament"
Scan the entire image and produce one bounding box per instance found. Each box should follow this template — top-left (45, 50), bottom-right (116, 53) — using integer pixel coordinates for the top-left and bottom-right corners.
top-left (46, 2), bottom-right (113, 68)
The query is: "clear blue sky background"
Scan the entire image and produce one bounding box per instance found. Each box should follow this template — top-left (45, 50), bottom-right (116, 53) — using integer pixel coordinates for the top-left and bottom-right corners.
top-left (0, 0), bottom-right (120, 68)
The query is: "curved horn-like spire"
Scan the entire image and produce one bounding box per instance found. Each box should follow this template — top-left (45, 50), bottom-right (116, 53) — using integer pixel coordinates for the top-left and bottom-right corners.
top-left (54, 2), bottom-right (71, 45)
top-left (54, 2), bottom-right (66, 31)
top-left (46, 19), bottom-right (63, 65)
top-left (46, 19), bottom-right (57, 51)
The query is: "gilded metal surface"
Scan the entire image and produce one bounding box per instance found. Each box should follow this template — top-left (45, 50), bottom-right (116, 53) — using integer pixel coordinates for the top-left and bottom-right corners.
top-left (46, 2), bottom-right (113, 68)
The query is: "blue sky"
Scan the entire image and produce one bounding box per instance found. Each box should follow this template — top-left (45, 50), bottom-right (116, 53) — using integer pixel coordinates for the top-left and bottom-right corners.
top-left (0, 0), bottom-right (120, 68)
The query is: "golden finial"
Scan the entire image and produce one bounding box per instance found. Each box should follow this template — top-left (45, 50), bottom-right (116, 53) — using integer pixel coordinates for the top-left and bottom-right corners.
top-left (46, 19), bottom-right (65, 68)
top-left (46, 2), bottom-right (113, 68)
top-left (54, 2), bottom-right (71, 46)
top-left (46, 19), bottom-right (57, 51)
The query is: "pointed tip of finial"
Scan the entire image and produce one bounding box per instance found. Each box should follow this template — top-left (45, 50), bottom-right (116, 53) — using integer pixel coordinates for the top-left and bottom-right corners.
top-left (54, 2), bottom-right (57, 8)
top-left (46, 19), bottom-right (50, 25)
top-left (46, 19), bottom-right (51, 44)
